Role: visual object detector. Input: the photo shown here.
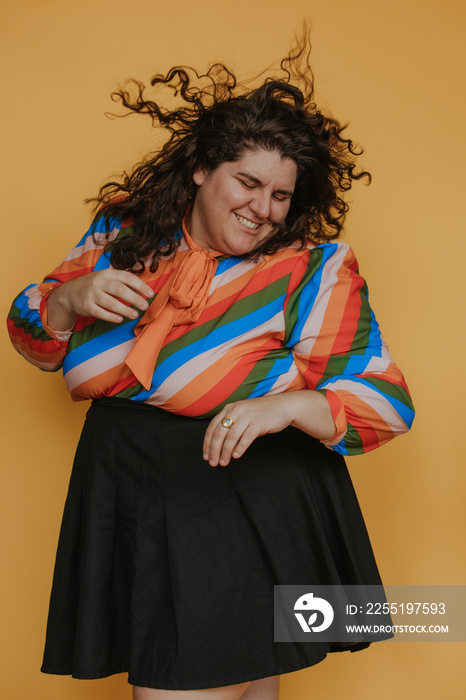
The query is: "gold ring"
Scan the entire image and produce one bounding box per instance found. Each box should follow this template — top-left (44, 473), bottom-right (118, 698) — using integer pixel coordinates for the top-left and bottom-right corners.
top-left (221, 416), bottom-right (234, 429)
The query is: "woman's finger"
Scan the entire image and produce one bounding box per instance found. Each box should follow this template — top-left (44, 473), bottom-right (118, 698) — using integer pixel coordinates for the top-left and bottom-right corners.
top-left (227, 426), bottom-right (259, 461)
top-left (219, 424), bottom-right (259, 466)
top-left (204, 415), bottom-right (239, 466)
top-left (102, 276), bottom-right (153, 311)
top-left (94, 289), bottom-right (147, 320)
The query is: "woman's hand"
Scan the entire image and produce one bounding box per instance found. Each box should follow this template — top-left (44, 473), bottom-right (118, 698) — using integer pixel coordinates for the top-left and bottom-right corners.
top-left (46, 269), bottom-right (154, 331)
top-left (203, 391), bottom-right (337, 467)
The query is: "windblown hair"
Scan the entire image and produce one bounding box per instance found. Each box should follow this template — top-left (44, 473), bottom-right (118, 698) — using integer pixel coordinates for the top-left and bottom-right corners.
top-left (90, 27), bottom-right (370, 272)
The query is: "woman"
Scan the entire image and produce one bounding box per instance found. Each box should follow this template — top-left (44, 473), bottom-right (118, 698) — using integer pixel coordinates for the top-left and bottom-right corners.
top-left (7, 33), bottom-right (414, 700)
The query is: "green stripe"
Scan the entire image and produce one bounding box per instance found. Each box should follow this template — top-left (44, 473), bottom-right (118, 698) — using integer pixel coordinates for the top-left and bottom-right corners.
top-left (350, 282), bottom-right (372, 353)
top-left (156, 276), bottom-right (290, 365)
top-left (319, 353), bottom-right (354, 383)
top-left (200, 347), bottom-right (292, 417)
top-left (69, 315), bottom-right (136, 350)
top-left (343, 423), bottom-right (364, 454)
top-left (9, 304), bottom-right (54, 342)
top-left (115, 383), bottom-right (144, 400)
top-left (363, 376), bottom-right (414, 410)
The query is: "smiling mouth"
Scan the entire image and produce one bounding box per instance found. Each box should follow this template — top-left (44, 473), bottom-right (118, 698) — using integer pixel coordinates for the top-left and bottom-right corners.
top-left (234, 213), bottom-right (262, 231)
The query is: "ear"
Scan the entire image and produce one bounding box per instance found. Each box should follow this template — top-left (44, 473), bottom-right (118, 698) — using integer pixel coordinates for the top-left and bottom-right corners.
top-left (193, 166), bottom-right (208, 187)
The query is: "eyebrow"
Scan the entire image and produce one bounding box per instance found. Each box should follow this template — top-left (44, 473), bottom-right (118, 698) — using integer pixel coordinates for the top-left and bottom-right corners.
top-left (236, 171), bottom-right (294, 196)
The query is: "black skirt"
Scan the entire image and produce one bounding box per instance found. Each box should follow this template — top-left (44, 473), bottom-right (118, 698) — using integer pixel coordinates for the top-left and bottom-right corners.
top-left (41, 397), bottom-right (389, 690)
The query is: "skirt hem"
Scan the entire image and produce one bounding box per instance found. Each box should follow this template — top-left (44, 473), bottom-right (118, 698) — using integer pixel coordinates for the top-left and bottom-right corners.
top-left (40, 638), bottom-right (390, 690)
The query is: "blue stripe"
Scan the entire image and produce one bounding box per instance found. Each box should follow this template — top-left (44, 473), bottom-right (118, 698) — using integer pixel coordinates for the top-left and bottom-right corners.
top-left (331, 442), bottom-right (349, 456)
top-left (63, 319), bottom-right (138, 372)
top-left (152, 296), bottom-right (286, 388)
top-left (93, 249), bottom-right (113, 271)
top-left (248, 354), bottom-right (295, 398)
top-left (14, 286), bottom-right (45, 331)
top-left (342, 315), bottom-right (382, 374)
top-left (216, 256), bottom-right (247, 275)
top-left (366, 307), bottom-right (383, 356)
top-left (287, 243), bottom-right (337, 348)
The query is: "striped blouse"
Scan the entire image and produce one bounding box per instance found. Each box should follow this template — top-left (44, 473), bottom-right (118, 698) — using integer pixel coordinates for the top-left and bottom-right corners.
top-left (7, 214), bottom-right (414, 456)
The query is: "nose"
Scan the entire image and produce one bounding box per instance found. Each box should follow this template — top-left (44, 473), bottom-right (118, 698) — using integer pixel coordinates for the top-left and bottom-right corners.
top-left (249, 191), bottom-right (271, 220)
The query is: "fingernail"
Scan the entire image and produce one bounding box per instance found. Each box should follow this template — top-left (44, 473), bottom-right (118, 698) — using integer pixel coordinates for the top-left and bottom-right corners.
top-left (232, 452), bottom-right (239, 459)
top-left (203, 453), bottom-right (208, 460)
top-left (209, 460), bottom-right (217, 467)
top-left (219, 459), bottom-right (226, 466)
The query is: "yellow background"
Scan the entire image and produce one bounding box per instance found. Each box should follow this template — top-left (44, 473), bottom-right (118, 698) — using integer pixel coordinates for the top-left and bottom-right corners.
top-left (1, 1), bottom-right (465, 698)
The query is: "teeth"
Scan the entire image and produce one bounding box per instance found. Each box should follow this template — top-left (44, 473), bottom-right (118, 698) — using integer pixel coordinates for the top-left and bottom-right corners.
top-left (235, 214), bottom-right (260, 230)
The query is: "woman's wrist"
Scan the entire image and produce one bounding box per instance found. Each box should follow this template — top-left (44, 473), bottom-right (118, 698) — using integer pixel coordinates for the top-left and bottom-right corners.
top-left (46, 284), bottom-right (78, 332)
top-left (287, 389), bottom-right (337, 441)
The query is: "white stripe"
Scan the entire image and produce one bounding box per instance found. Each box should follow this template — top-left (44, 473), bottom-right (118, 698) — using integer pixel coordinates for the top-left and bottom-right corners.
top-left (266, 364), bottom-right (303, 394)
top-left (147, 312), bottom-right (285, 403)
top-left (209, 258), bottom-right (260, 294)
top-left (24, 286), bottom-right (42, 310)
top-left (64, 339), bottom-right (134, 392)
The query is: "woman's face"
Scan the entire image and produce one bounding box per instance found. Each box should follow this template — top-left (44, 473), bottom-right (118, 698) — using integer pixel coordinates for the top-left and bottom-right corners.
top-left (189, 147), bottom-right (297, 256)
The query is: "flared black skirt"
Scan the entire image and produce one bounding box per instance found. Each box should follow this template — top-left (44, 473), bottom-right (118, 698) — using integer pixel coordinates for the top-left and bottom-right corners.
top-left (41, 397), bottom-right (389, 690)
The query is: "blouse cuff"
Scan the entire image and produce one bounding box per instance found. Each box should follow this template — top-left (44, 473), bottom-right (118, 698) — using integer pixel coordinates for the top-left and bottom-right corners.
top-left (319, 389), bottom-right (348, 448)
top-left (39, 282), bottom-right (75, 343)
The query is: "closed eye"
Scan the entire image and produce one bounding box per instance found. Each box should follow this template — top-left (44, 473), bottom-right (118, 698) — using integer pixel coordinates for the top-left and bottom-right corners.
top-left (239, 180), bottom-right (292, 200)
top-left (239, 179), bottom-right (255, 190)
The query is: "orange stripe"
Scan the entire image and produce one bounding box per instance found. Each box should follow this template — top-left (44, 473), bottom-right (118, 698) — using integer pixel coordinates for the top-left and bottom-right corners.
top-left (312, 247), bottom-right (360, 357)
top-left (166, 256), bottom-right (298, 344)
top-left (159, 336), bottom-right (280, 414)
top-left (282, 373), bottom-right (307, 392)
top-left (47, 249), bottom-right (101, 278)
top-left (336, 390), bottom-right (394, 447)
top-left (207, 251), bottom-right (299, 306)
top-left (70, 365), bottom-right (134, 400)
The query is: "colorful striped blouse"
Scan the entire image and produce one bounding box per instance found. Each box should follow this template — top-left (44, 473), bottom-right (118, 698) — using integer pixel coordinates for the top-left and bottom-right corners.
top-left (7, 214), bottom-right (414, 456)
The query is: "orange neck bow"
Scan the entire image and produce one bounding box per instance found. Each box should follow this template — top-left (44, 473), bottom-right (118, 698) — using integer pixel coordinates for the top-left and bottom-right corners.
top-left (125, 221), bottom-right (221, 390)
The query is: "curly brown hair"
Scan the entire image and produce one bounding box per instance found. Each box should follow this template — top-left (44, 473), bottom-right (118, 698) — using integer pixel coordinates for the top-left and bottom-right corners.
top-left (90, 27), bottom-right (370, 272)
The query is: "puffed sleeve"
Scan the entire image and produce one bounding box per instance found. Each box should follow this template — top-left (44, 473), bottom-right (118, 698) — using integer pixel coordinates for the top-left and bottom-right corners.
top-left (6, 214), bottom-right (122, 371)
top-left (284, 241), bottom-right (415, 456)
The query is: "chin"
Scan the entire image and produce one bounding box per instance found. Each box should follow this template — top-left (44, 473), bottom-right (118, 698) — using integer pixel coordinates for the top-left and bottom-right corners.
top-left (229, 235), bottom-right (266, 257)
